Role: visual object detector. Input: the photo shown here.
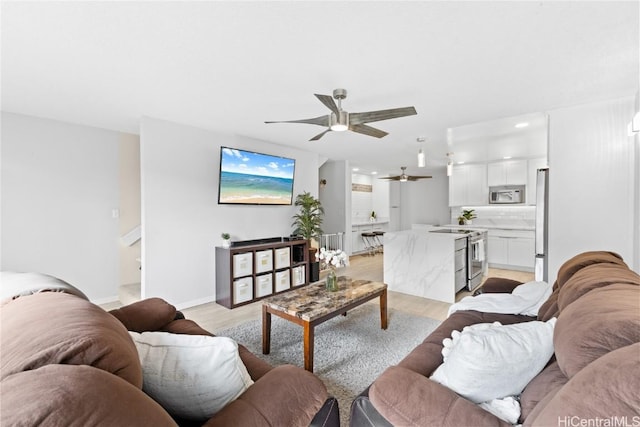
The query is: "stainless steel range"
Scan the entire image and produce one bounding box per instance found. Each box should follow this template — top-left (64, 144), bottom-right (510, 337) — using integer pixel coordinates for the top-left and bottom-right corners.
top-left (466, 231), bottom-right (488, 291)
top-left (429, 228), bottom-right (488, 292)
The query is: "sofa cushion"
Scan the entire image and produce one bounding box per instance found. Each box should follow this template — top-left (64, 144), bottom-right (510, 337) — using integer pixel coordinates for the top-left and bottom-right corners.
top-left (203, 365), bottom-right (329, 427)
top-left (370, 366), bottom-right (511, 427)
top-left (518, 360), bottom-right (567, 422)
top-left (555, 251), bottom-right (625, 288)
top-left (0, 292), bottom-right (142, 387)
top-left (162, 318), bottom-right (273, 381)
top-left (538, 251), bottom-right (626, 321)
top-left (129, 331), bottom-right (254, 420)
top-left (554, 283), bottom-right (640, 379)
top-left (430, 318), bottom-right (556, 403)
top-left (527, 343), bottom-right (640, 426)
top-left (109, 297), bottom-right (177, 332)
top-left (0, 364), bottom-right (177, 427)
top-left (0, 271), bottom-right (89, 303)
top-left (557, 263), bottom-right (640, 311)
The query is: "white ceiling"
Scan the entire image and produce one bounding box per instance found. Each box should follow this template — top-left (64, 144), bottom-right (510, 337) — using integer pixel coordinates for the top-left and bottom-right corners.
top-left (1, 1), bottom-right (638, 177)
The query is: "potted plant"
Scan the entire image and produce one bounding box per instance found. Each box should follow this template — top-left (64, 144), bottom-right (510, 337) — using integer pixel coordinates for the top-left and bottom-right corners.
top-left (461, 209), bottom-right (477, 225)
top-left (291, 192), bottom-right (324, 281)
top-left (221, 232), bottom-right (231, 248)
top-left (291, 192), bottom-right (324, 246)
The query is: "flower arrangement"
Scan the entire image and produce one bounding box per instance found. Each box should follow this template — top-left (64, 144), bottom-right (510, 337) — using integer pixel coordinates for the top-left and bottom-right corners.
top-left (316, 247), bottom-right (349, 270)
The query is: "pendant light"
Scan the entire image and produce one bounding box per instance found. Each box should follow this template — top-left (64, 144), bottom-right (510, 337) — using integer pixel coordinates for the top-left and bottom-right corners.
top-left (446, 152), bottom-right (454, 176)
top-left (417, 137), bottom-right (426, 168)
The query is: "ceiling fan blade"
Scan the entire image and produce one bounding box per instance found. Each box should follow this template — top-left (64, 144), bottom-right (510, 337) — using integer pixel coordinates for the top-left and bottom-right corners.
top-left (349, 106), bottom-right (417, 125)
top-left (349, 123), bottom-right (389, 138)
top-left (309, 129), bottom-right (331, 141)
top-left (265, 115), bottom-right (330, 127)
top-left (314, 94), bottom-right (340, 115)
top-left (407, 175), bottom-right (433, 181)
top-left (378, 176), bottom-right (401, 180)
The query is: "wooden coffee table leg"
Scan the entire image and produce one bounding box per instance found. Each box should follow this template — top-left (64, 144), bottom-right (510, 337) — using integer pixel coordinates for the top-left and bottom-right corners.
top-left (380, 289), bottom-right (388, 330)
top-left (303, 321), bottom-right (314, 372)
top-left (262, 305), bottom-right (271, 354)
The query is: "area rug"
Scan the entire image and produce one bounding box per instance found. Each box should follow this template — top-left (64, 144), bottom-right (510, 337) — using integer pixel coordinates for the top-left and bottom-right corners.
top-left (218, 304), bottom-right (441, 426)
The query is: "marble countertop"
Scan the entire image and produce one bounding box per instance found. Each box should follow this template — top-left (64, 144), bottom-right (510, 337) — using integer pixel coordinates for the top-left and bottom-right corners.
top-left (386, 229), bottom-right (471, 240)
top-left (352, 220), bottom-right (389, 226)
top-left (443, 223), bottom-right (534, 231)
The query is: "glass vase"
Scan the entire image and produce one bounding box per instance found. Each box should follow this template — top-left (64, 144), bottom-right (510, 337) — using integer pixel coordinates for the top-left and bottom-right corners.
top-left (325, 269), bottom-right (339, 292)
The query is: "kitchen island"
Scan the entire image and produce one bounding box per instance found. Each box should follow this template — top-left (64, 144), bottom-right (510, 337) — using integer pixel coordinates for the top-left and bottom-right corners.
top-left (383, 229), bottom-right (486, 303)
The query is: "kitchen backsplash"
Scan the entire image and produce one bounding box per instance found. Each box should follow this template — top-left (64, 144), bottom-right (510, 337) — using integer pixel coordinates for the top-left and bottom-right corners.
top-left (450, 206), bottom-right (536, 228)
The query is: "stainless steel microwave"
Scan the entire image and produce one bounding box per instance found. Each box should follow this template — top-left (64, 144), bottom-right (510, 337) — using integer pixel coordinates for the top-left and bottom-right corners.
top-left (489, 185), bottom-right (525, 204)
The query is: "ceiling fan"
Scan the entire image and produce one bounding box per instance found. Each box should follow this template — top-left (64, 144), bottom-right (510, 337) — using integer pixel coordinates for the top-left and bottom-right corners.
top-left (265, 88), bottom-right (417, 141)
top-left (379, 167), bottom-right (432, 182)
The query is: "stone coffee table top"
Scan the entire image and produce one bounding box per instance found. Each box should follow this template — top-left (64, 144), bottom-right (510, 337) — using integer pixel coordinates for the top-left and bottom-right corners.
top-left (262, 277), bottom-right (387, 322)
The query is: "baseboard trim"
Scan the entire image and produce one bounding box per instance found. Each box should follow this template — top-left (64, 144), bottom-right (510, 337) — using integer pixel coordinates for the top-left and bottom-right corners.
top-left (175, 295), bottom-right (216, 311)
top-left (488, 263), bottom-right (534, 273)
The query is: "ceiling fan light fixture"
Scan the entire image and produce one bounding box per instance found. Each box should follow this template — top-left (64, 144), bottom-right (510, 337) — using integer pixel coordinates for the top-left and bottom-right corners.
top-left (417, 149), bottom-right (426, 168)
top-left (330, 111), bottom-right (349, 132)
top-left (400, 176), bottom-right (408, 182)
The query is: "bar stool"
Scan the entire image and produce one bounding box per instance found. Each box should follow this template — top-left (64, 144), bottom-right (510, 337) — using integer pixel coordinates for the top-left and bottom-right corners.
top-left (361, 232), bottom-right (377, 256)
top-left (373, 231), bottom-right (385, 254)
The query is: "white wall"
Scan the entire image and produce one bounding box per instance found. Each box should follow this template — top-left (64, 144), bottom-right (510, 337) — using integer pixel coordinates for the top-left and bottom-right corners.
top-left (351, 173), bottom-right (373, 221)
top-left (350, 173), bottom-right (390, 223)
top-left (392, 168), bottom-right (450, 230)
top-left (547, 96), bottom-right (638, 280)
top-left (1, 113), bottom-right (121, 302)
top-left (372, 178), bottom-right (390, 220)
top-left (119, 133), bottom-right (141, 286)
top-left (319, 160), bottom-right (349, 234)
top-left (140, 117), bottom-right (318, 309)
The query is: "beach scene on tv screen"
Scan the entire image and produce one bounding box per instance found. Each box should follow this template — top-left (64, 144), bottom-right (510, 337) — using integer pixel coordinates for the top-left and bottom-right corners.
top-left (219, 147), bottom-right (295, 205)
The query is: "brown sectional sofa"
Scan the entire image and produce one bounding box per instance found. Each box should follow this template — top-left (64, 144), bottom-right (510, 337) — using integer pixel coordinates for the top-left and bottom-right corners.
top-left (1, 290), bottom-right (339, 426)
top-left (350, 251), bottom-right (640, 426)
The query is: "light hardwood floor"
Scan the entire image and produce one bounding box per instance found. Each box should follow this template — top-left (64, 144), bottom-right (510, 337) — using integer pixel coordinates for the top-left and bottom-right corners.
top-left (105, 254), bottom-right (534, 334)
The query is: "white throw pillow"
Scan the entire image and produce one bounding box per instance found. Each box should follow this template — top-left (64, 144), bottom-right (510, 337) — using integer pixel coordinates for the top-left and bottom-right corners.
top-left (430, 318), bottom-right (556, 404)
top-left (129, 331), bottom-right (254, 420)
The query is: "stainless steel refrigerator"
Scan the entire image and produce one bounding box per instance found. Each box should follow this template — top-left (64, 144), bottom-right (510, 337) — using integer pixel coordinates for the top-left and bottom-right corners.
top-left (535, 168), bottom-right (549, 282)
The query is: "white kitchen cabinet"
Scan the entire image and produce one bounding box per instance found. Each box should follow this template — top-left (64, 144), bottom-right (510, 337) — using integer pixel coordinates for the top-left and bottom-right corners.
top-left (487, 160), bottom-right (527, 187)
top-left (487, 229), bottom-right (535, 271)
top-left (449, 164), bottom-right (488, 206)
top-left (509, 237), bottom-right (535, 268)
top-left (487, 236), bottom-right (509, 265)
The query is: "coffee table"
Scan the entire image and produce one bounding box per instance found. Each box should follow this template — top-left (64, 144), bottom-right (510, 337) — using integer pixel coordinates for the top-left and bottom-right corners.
top-left (262, 277), bottom-right (387, 372)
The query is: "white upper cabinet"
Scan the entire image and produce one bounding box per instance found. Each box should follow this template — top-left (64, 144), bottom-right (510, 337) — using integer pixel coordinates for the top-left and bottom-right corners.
top-left (487, 160), bottom-right (528, 186)
top-left (449, 164), bottom-right (488, 206)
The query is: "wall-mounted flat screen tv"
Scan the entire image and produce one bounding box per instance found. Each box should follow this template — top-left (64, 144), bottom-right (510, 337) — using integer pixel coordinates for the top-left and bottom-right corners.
top-left (218, 147), bottom-right (295, 205)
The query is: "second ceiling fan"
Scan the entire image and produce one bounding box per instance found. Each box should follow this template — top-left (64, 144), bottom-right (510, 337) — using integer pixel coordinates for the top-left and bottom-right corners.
top-left (379, 167), bottom-right (432, 182)
top-left (265, 88), bottom-right (417, 141)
